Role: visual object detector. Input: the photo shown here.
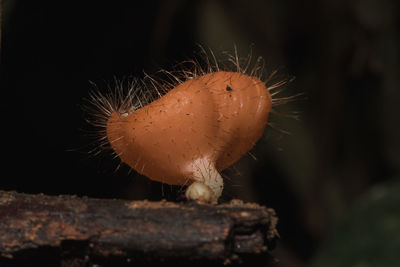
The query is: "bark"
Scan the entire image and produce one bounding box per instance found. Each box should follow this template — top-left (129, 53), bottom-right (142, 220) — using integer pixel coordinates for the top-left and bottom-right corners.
top-left (0, 190), bottom-right (278, 266)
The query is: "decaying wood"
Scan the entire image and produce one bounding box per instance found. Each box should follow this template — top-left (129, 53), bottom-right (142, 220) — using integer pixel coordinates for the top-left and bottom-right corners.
top-left (0, 190), bottom-right (278, 265)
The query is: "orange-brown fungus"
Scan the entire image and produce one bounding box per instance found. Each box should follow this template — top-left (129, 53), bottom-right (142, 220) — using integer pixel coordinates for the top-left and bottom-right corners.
top-left (106, 71), bottom-right (272, 203)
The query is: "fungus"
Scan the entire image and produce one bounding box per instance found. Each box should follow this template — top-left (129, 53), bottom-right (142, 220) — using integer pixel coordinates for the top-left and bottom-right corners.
top-left (86, 49), bottom-right (291, 204)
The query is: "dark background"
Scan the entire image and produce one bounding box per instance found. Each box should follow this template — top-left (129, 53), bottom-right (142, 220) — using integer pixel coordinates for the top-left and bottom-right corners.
top-left (1, 0), bottom-right (399, 266)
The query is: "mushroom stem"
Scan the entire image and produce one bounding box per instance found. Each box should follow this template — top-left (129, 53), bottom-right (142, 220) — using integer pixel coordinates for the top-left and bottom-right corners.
top-left (185, 158), bottom-right (224, 204)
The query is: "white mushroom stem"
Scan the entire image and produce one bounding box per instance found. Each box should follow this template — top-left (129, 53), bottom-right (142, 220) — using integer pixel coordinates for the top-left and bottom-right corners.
top-left (185, 158), bottom-right (224, 204)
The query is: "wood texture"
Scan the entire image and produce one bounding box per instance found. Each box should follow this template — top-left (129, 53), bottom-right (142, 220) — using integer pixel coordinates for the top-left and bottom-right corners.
top-left (0, 190), bottom-right (278, 266)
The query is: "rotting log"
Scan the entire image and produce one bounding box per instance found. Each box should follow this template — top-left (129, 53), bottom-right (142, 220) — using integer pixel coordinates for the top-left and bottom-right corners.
top-left (0, 190), bottom-right (279, 266)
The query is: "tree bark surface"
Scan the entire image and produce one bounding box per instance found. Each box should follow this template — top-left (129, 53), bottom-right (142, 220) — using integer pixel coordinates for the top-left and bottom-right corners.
top-left (0, 190), bottom-right (278, 265)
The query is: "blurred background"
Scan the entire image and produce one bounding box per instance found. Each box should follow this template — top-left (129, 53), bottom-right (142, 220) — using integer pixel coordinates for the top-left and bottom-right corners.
top-left (1, 0), bottom-right (399, 266)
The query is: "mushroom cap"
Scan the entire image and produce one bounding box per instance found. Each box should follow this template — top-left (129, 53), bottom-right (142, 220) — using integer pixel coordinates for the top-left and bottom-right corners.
top-left (106, 71), bottom-right (272, 185)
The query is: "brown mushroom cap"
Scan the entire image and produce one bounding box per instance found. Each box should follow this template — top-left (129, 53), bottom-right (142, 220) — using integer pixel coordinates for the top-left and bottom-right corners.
top-left (106, 71), bottom-right (271, 185)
